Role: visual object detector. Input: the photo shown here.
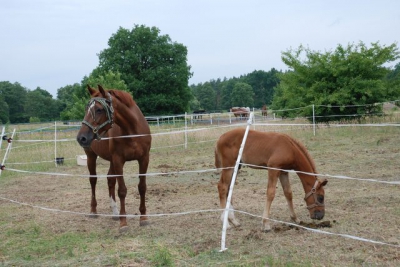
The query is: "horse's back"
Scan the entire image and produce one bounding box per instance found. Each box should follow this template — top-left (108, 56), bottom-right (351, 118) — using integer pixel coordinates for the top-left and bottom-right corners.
top-left (216, 129), bottom-right (298, 168)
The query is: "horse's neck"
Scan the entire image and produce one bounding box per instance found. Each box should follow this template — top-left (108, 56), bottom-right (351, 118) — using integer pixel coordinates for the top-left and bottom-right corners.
top-left (114, 104), bottom-right (145, 134)
top-left (294, 150), bottom-right (317, 190)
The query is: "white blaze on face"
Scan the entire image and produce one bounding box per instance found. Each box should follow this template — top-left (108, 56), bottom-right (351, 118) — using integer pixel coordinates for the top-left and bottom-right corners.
top-left (110, 197), bottom-right (119, 216)
top-left (87, 101), bottom-right (96, 117)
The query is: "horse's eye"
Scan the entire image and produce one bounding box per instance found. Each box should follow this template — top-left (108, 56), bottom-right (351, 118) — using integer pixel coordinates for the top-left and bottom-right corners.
top-left (95, 108), bottom-right (103, 114)
top-left (317, 195), bottom-right (324, 203)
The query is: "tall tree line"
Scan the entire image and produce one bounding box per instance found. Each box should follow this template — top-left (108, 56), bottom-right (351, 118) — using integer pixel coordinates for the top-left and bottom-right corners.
top-left (0, 81), bottom-right (61, 124)
top-left (190, 68), bottom-right (281, 112)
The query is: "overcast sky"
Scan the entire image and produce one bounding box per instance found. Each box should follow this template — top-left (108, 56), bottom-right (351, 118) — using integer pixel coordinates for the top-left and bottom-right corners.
top-left (1, 0), bottom-right (399, 98)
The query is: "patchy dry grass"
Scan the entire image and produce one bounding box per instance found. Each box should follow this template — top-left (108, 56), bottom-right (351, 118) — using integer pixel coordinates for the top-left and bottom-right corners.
top-left (0, 119), bottom-right (399, 266)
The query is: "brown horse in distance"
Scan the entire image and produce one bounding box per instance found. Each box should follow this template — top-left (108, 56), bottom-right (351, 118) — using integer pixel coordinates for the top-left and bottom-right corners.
top-left (230, 107), bottom-right (250, 119)
top-left (76, 85), bottom-right (151, 231)
top-left (261, 104), bottom-right (268, 117)
top-left (215, 128), bottom-right (327, 231)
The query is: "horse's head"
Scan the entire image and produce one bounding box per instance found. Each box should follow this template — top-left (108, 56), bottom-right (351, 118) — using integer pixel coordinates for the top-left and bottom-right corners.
top-left (304, 178), bottom-right (328, 220)
top-left (76, 85), bottom-right (114, 148)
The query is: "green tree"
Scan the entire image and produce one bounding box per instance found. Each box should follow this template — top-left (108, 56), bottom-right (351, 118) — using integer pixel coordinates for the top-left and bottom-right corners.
top-left (0, 93), bottom-right (9, 124)
top-left (219, 78), bottom-right (238, 110)
top-left (188, 97), bottom-right (201, 111)
top-left (25, 87), bottom-right (59, 122)
top-left (0, 81), bottom-right (28, 123)
top-left (97, 25), bottom-right (193, 115)
top-left (385, 62), bottom-right (400, 105)
top-left (57, 83), bottom-right (81, 112)
top-left (192, 82), bottom-right (216, 111)
top-left (231, 82), bottom-right (254, 107)
top-left (242, 69), bottom-right (280, 108)
top-left (271, 42), bottom-right (400, 122)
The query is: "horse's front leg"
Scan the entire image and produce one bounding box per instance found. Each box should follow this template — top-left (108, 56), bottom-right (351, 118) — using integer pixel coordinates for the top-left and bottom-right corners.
top-left (262, 169), bottom-right (280, 232)
top-left (218, 169), bottom-right (240, 228)
top-left (87, 154), bottom-right (98, 217)
top-left (138, 156), bottom-right (150, 226)
top-left (279, 172), bottom-right (300, 224)
top-left (89, 177), bottom-right (97, 217)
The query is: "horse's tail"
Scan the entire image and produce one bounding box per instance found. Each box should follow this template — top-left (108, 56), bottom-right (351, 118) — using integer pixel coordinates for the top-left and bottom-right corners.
top-left (214, 144), bottom-right (221, 169)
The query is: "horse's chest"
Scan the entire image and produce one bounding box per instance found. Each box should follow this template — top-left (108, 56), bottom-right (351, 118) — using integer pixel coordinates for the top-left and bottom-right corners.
top-left (111, 139), bottom-right (142, 159)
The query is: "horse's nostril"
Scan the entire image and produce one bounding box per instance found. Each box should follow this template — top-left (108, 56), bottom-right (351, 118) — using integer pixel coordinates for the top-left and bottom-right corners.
top-left (316, 212), bottom-right (324, 220)
top-left (310, 210), bottom-right (325, 220)
top-left (77, 135), bottom-right (87, 145)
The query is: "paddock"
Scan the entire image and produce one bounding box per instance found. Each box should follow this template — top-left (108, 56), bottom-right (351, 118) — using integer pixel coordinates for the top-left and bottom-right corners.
top-left (0, 112), bottom-right (399, 266)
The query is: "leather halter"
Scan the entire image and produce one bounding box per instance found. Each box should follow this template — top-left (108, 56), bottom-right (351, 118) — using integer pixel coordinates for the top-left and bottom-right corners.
top-left (304, 179), bottom-right (324, 210)
top-left (82, 93), bottom-right (114, 140)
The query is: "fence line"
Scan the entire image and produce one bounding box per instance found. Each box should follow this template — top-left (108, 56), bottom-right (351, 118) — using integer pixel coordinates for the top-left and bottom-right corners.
top-left (0, 194), bottom-right (399, 249)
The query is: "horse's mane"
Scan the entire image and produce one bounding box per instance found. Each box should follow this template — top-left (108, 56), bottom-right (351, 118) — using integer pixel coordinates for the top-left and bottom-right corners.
top-left (289, 135), bottom-right (317, 172)
top-left (108, 90), bottom-right (136, 108)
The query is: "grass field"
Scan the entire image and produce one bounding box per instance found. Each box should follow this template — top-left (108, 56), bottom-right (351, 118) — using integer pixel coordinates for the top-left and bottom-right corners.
top-left (0, 115), bottom-right (399, 266)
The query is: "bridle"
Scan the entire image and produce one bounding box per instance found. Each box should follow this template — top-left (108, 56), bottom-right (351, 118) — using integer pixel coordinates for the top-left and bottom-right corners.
top-left (304, 179), bottom-right (324, 210)
top-left (82, 93), bottom-right (114, 140)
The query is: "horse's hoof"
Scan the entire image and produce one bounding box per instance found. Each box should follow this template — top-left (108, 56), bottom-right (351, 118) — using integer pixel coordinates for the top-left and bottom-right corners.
top-left (89, 213), bottom-right (98, 218)
top-left (291, 217), bottom-right (300, 224)
top-left (232, 221), bottom-right (241, 227)
top-left (262, 225), bottom-right (272, 233)
top-left (140, 220), bottom-right (150, 226)
top-left (119, 225), bottom-right (129, 233)
top-left (229, 219), bottom-right (241, 227)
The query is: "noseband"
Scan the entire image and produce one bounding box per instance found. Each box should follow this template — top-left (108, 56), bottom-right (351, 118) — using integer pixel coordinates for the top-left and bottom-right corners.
top-left (304, 179), bottom-right (324, 210)
top-left (82, 93), bottom-right (114, 140)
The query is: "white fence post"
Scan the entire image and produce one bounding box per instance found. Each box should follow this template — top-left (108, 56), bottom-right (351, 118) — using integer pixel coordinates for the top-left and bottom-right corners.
top-left (220, 112), bottom-right (254, 252)
top-left (184, 112), bottom-right (188, 149)
top-left (313, 104), bottom-right (316, 136)
top-left (0, 127), bottom-right (5, 151)
top-left (0, 129), bottom-right (16, 177)
top-left (54, 121), bottom-right (58, 167)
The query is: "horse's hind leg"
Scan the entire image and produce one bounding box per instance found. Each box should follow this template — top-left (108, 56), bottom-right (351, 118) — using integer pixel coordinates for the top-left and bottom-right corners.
top-left (107, 176), bottom-right (119, 220)
top-left (218, 169), bottom-right (240, 228)
top-left (138, 156), bottom-right (149, 226)
top-left (262, 169), bottom-right (280, 232)
top-left (279, 172), bottom-right (299, 224)
top-left (109, 160), bottom-right (128, 231)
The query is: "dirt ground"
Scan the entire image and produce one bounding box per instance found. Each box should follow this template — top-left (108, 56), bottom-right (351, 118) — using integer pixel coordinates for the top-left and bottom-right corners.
top-left (1, 124), bottom-right (399, 266)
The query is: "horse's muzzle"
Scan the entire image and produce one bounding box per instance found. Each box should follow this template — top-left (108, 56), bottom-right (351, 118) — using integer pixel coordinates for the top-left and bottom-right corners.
top-left (77, 134), bottom-right (92, 148)
top-left (311, 210), bottom-right (325, 220)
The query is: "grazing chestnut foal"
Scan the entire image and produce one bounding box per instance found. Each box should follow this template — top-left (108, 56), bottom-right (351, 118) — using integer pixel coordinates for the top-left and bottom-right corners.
top-left (215, 128), bottom-right (327, 231)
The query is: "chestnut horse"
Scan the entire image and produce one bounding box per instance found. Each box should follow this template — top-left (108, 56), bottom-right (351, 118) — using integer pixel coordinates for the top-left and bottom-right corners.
top-left (215, 128), bottom-right (327, 231)
top-left (230, 107), bottom-right (250, 119)
top-left (76, 85), bottom-right (151, 231)
top-left (261, 104), bottom-right (268, 117)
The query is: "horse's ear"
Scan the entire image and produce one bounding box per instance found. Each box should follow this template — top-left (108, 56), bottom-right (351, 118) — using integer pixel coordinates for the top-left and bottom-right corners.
top-left (87, 85), bottom-right (96, 96)
top-left (319, 178), bottom-right (328, 187)
top-left (98, 85), bottom-right (107, 97)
